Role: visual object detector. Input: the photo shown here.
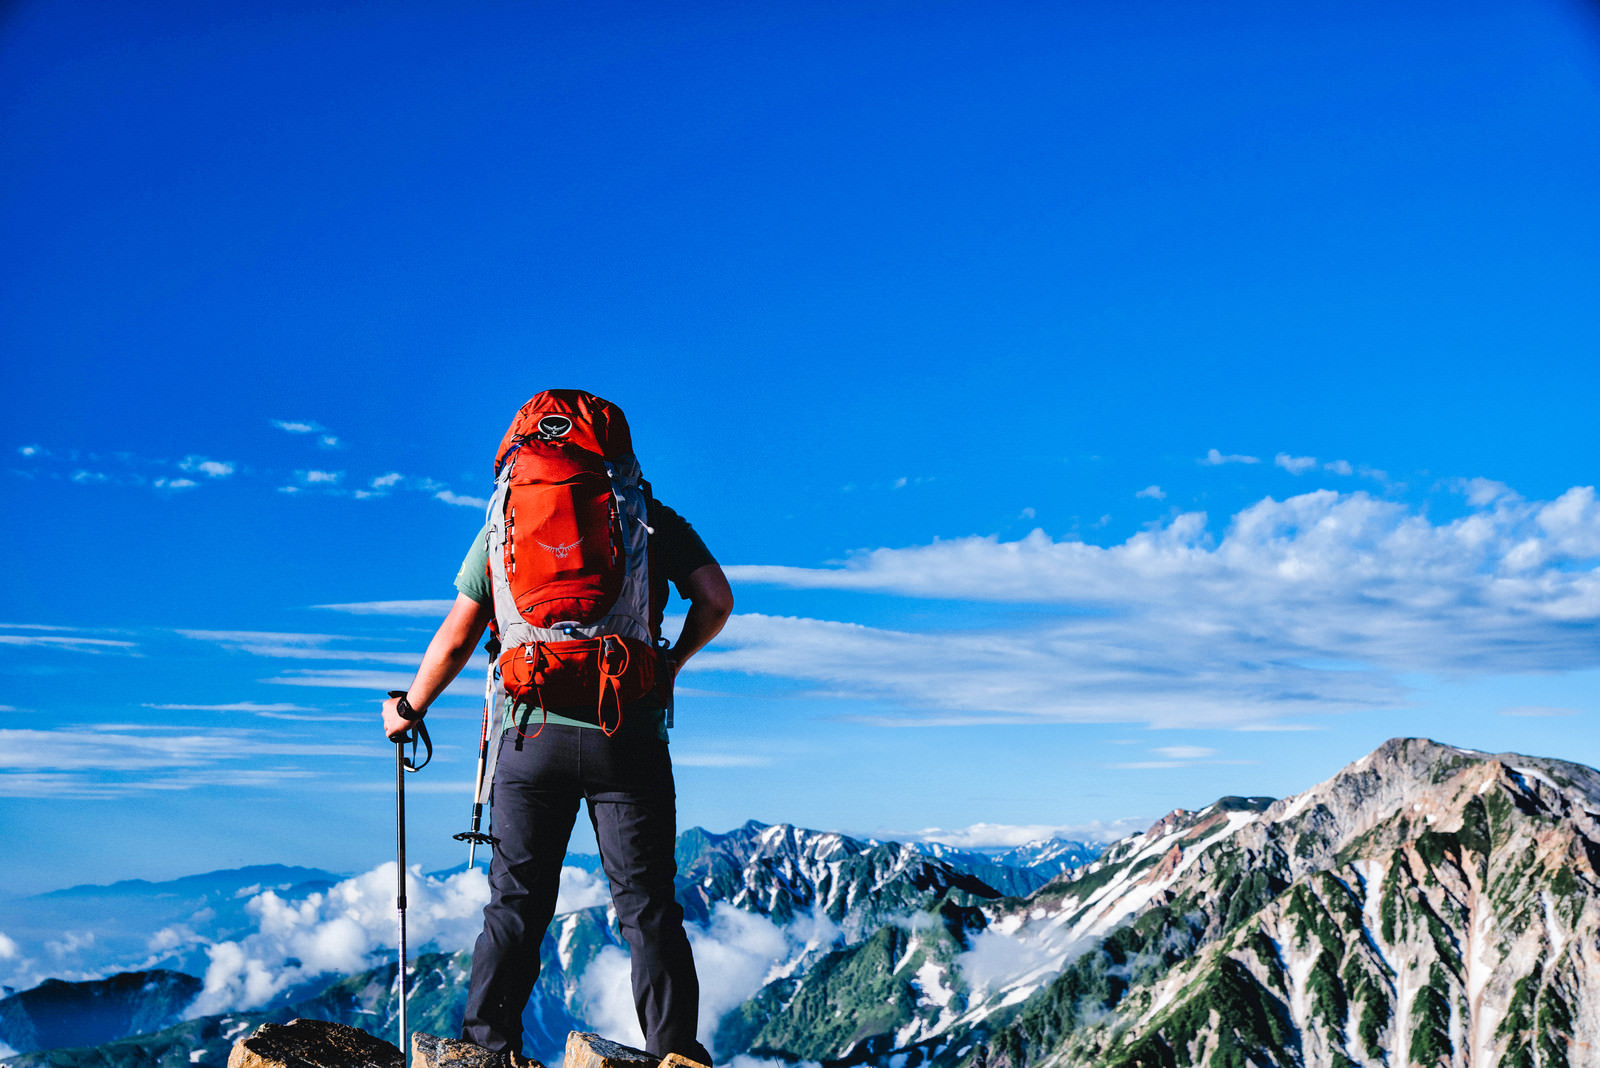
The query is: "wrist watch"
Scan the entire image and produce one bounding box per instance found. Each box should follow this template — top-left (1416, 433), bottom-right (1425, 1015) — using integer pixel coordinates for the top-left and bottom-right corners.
top-left (392, 692), bottom-right (425, 721)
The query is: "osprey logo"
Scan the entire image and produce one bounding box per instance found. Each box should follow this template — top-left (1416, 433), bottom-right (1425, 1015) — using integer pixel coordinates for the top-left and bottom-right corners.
top-left (537, 414), bottom-right (573, 438)
top-left (536, 537), bottom-right (582, 559)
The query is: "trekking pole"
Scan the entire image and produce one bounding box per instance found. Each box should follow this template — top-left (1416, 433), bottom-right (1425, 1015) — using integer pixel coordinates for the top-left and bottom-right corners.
top-left (389, 693), bottom-right (432, 1066)
top-left (453, 644), bottom-right (500, 868)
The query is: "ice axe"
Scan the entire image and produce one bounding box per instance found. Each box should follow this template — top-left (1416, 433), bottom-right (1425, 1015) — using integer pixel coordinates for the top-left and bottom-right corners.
top-left (389, 692), bottom-right (432, 1064)
top-left (453, 639), bottom-right (501, 868)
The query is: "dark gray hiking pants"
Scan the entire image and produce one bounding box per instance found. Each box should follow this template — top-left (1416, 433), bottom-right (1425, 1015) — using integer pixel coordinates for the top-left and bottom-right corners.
top-left (461, 723), bottom-right (710, 1064)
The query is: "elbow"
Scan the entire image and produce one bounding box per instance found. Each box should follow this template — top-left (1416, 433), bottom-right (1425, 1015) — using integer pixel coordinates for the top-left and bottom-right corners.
top-left (709, 585), bottom-right (734, 621)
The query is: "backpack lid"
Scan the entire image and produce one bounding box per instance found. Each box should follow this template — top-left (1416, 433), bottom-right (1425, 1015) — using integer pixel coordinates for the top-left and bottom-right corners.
top-left (495, 389), bottom-right (634, 472)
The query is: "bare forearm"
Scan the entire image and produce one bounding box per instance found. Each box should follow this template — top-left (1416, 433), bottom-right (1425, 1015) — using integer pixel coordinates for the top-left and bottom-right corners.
top-left (406, 628), bottom-right (480, 713)
top-left (672, 601), bottom-right (730, 667)
top-left (382, 593), bottom-right (493, 739)
top-left (670, 563), bottom-right (733, 670)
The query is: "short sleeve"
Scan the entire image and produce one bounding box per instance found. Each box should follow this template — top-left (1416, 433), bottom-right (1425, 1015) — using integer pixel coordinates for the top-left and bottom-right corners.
top-left (647, 500), bottom-right (717, 596)
top-left (455, 523), bottom-right (492, 604)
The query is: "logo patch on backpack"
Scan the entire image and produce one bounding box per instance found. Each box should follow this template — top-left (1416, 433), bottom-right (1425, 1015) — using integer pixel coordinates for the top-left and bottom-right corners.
top-left (536, 538), bottom-right (582, 559)
top-left (537, 414), bottom-right (573, 438)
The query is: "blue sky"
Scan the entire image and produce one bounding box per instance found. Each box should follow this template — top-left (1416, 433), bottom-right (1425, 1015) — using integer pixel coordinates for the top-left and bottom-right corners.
top-left (3, 0), bottom-right (1599, 896)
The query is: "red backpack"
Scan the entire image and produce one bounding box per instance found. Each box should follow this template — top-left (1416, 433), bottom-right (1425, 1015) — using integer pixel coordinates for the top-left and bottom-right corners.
top-left (485, 390), bottom-right (657, 734)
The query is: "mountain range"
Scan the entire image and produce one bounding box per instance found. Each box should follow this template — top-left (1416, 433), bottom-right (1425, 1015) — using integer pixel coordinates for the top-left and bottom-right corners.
top-left (3, 737), bottom-right (1596, 1067)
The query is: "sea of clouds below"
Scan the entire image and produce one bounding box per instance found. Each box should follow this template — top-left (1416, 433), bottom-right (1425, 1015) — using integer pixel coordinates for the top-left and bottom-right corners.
top-left (0, 858), bottom-right (1065, 1059)
top-left (0, 863), bottom-right (847, 1059)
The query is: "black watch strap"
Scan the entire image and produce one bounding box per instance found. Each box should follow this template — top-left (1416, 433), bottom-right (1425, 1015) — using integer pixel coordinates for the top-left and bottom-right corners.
top-left (390, 691), bottom-right (425, 721)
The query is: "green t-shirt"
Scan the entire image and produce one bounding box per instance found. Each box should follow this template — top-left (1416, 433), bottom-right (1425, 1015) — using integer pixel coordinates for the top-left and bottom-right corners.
top-left (456, 499), bottom-right (716, 740)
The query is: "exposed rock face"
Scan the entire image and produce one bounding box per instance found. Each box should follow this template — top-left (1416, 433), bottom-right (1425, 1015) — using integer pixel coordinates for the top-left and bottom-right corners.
top-left (227, 1027), bottom-right (699, 1068)
top-left (975, 739), bottom-right (1600, 1068)
top-left (561, 1032), bottom-right (656, 1068)
top-left (226, 1018), bottom-right (401, 1068)
top-left (411, 1033), bottom-right (503, 1068)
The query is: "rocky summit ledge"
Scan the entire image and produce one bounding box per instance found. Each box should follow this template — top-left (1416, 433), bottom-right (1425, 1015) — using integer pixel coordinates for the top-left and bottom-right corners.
top-left (228, 1019), bottom-right (710, 1068)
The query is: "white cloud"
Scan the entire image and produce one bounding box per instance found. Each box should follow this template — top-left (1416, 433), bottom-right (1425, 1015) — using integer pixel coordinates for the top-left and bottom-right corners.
top-left (0, 931), bottom-right (18, 959)
top-left (143, 702), bottom-right (314, 713)
top-left (911, 819), bottom-right (1144, 849)
top-left (435, 490), bottom-right (488, 509)
top-left (179, 629), bottom-right (361, 645)
top-left (180, 457), bottom-right (235, 478)
top-left (1135, 485), bottom-right (1165, 500)
top-left (1324, 459), bottom-right (1354, 476)
top-left (190, 863), bottom-right (490, 1015)
top-left (263, 669), bottom-right (413, 690)
top-left (715, 484), bottom-right (1600, 727)
top-left (671, 752), bottom-right (776, 768)
top-left (1153, 745), bottom-right (1216, 760)
top-left (271, 420), bottom-right (321, 434)
top-left (315, 600), bottom-right (455, 617)
top-left (262, 669), bottom-right (492, 699)
top-left (71, 469), bottom-right (110, 484)
top-left (1499, 705), bottom-right (1582, 718)
top-left (371, 472), bottom-right (404, 489)
top-left (1200, 449), bottom-right (1259, 466)
top-left (178, 629), bottom-right (423, 667)
top-left (319, 436), bottom-right (340, 449)
top-left (0, 634), bottom-right (136, 651)
top-left (0, 726), bottom-right (369, 798)
top-left (302, 470), bottom-right (341, 484)
top-left (579, 903), bottom-right (833, 1058)
top-left (17, 445), bottom-right (41, 457)
top-left (154, 477), bottom-right (198, 489)
top-left (1274, 453), bottom-right (1318, 475)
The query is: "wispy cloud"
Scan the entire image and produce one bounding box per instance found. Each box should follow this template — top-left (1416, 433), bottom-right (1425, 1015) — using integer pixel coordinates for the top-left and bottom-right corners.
top-left (1274, 453), bottom-right (1318, 475)
top-left (179, 456), bottom-right (235, 478)
top-left (671, 752), bottom-right (776, 768)
top-left (143, 702), bottom-right (314, 713)
top-left (716, 483), bottom-right (1600, 727)
top-left (0, 726), bottom-right (370, 798)
top-left (435, 490), bottom-right (488, 509)
top-left (178, 629), bottom-right (418, 666)
top-left (910, 819), bottom-right (1146, 849)
top-left (260, 668), bottom-right (482, 696)
top-left (1498, 705), bottom-right (1583, 717)
top-left (315, 600), bottom-right (456, 616)
top-left (0, 633), bottom-right (136, 651)
top-left (263, 669), bottom-right (416, 690)
top-left (1135, 485), bottom-right (1165, 500)
top-left (1199, 449), bottom-right (1259, 465)
top-left (271, 419), bottom-right (321, 435)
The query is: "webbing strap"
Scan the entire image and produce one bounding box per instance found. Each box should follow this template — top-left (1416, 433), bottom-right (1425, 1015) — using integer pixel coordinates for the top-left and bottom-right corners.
top-left (387, 691), bottom-right (433, 771)
top-left (597, 635), bottom-right (628, 737)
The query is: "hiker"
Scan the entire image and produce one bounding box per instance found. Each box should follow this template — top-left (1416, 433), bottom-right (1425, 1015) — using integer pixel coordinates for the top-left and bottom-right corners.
top-left (380, 390), bottom-right (732, 1062)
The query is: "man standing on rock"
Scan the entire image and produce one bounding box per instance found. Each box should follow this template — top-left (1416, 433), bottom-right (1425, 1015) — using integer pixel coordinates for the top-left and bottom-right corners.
top-left (381, 390), bottom-right (732, 1063)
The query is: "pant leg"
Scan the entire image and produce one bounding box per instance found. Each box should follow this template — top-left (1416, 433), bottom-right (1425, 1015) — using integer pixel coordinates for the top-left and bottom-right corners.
top-left (462, 726), bottom-right (583, 1052)
top-left (581, 730), bottom-right (712, 1065)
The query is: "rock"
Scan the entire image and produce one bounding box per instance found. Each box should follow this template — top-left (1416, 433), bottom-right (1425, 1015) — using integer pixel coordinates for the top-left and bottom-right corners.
top-left (227, 1018), bottom-right (403, 1068)
top-left (413, 1032), bottom-right (545, 1068)
top-left (562, 1032), bottom-right (657, 1068)
top-left (659, 1054), bottom-right (710, 1068)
